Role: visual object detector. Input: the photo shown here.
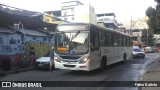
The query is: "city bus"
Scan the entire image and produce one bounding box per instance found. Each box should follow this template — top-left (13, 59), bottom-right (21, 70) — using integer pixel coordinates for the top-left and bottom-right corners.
top-left (54, 23), bottom-right (132, 71)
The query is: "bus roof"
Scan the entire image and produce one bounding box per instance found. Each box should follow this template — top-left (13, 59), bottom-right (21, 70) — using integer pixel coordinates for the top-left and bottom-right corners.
top-left (58, 23), bottom-right (132, 37)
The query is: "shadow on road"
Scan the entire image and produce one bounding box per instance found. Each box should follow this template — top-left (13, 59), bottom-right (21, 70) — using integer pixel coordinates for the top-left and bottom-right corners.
top-left (62, 61), bottom-right (127, 76)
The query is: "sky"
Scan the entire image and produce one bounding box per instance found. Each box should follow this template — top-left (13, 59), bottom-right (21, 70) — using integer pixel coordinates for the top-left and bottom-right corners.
top-left (0, 0), bottom-right (157, 23)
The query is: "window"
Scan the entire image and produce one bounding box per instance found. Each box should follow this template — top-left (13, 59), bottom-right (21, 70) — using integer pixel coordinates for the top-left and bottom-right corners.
top-left (43, 37), bottom-right (47, 41)
top-left (123, 36), bottom-right (126, 46)
top-left (106, 32), bottom-right (113, 46)
top-left (64, 10), bottom-right (67, 16)
top-left (90, 27), bottom-right (99, 51)
top-left (129, 38), bottom-right (133, 46)
top-left (126, 37), bottom-right (130, 46)
top-left (33, 36), bottom-right (36, 40)
top-left (72, 17), bottom-right (74, 20)
top-left (113, 34), bottom-right (118, 46)
top-left (64, 17), bottom-right (67, 21)
top-left (99, 31), bottom-right (105, 46)
top-left (71, 9), bottom-right (74, 13)
top-left (118, 35), bottom-right (122, 46)
top-left (105, 32), bottom-right (107, 46)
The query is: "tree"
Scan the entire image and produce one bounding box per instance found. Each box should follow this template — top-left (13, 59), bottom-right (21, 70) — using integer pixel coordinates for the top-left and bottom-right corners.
top-left (145, 0), bottom-right (160, 34)
top-left (141, 29), bottom-right (154, 46)
top-left (146, 6), bottom-right (158, 33)
top-left (155, 0), bottom-right (160, 3)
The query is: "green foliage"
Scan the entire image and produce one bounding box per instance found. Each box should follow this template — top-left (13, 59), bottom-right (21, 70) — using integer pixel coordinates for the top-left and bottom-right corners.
top-left (155, 0), bottom-right (160, 3)
top-left (141, 29), bottom-right (154, 46)
top-left (146, 6), bottom-right (156, 18)
top-left (24, 41), bottom-right (51, 61)
top-left (146, 5), bottom-right (160, 34)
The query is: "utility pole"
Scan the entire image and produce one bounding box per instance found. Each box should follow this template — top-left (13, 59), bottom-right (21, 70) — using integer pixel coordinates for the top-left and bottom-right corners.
top-left (130, 16), bottom-right (132, 35)
top-left (147, 29), bottom-right (148, 46)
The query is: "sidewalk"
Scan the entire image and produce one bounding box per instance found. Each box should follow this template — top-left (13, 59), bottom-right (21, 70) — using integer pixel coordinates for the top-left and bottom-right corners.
top-left (142, 56), bottom-right (160, 90)
top-left (0, 66), bottom-right (35, 76)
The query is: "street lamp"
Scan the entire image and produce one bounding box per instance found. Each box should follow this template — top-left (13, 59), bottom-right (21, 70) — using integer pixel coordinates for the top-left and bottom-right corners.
top-left (14, 22), bottom-right (26, 56)
top-left (14, 22), bottom-right (25, 43)
top-left (14, 22), bottom-right (26, 67)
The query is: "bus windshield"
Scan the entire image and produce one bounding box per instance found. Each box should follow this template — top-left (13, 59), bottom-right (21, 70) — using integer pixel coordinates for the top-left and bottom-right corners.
top-left (55, 31), bottom-right (89, 55)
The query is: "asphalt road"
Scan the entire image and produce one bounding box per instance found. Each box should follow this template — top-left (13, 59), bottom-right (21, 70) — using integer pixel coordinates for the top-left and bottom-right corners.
top-left (0, 53), bottom-right (160, 90)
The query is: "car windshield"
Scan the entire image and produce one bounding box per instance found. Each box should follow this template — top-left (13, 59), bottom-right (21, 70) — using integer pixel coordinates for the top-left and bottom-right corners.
top-left (133, 49), bottom-right (142, 52)
top-left (55, 31), bottom-right (89, 55)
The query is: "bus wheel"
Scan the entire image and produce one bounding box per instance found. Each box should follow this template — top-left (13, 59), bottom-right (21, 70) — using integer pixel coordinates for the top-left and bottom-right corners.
top-left (99, 58), bottom-right (106, 72)
top-left (123, 53), bottom-right (127, 63)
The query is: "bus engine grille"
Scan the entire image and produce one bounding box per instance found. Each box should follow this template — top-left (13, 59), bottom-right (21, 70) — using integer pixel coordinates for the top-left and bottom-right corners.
top-left (63, 64), bottom-right (76, 68)
top-left (60, 55), bottom-right (80, 59)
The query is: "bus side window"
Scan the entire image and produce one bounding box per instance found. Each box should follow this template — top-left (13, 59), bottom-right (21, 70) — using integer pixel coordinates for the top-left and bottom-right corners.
top-left (107, 32), bottom-right (113, 46)
top-left (90, 28), bottom-right (99, 51)
top-left (113, 34), bottom-right (118, 46)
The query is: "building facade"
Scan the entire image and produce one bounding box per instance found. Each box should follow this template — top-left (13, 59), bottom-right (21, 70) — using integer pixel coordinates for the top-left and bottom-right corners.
top-left (97, 13), bottom-right (118, 28)
top-left (0, 26), bottom-right (50, 67)
top-left (61, 1), bottom-right (83, 22)
top-left (60, 1), bottom-right (97, 24)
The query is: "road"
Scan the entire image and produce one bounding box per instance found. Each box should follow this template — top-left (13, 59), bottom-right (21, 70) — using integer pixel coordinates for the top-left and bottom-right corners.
top-left (0, 53), bottom-right (160, 90)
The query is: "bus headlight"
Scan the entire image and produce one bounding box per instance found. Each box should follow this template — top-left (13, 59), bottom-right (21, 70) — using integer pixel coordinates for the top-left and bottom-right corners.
top-left (54, 55), bottom-right (61, 62)
top-left (79, 55), bottom-right (90, 64)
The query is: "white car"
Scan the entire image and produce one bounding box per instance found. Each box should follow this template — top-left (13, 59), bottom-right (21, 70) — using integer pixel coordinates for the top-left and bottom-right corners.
top-left (132, 46), bottom-right (145, 59)
top-left (145, 46), bottom-right (154, 53)
top-left (35, 51), bottom-right (51, 69)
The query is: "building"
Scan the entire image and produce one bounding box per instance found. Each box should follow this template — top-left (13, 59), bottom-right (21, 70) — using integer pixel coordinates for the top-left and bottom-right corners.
top-left (61, 1), bottom-right (83, 22)
top-left (0, 27), bottom-right (48, 55)
top-left (0, 4), bottom-right (58, 68)
top-left (132, 29), bottom-right (143, 46)
top-left (60, 1), bottom-right (97, 24)
top-left (74, 4), bottom-right (97, 24)
top-left (97, 13), bottom-right (118, 28)
top-left (114, 28), bottom-right (126, 33)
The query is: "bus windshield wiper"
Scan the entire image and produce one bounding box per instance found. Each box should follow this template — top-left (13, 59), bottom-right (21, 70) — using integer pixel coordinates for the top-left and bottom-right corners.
top-left (68, 31), bottom-right (80, 54)
top-left (70, 31), bottom-right (80, 41)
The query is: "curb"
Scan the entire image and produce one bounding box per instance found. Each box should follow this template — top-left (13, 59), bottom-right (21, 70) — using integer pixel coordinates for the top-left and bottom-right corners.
top-left (140, 54), bottom-right (160, 90)
top-left (0, 67), bottom-right (35, 76)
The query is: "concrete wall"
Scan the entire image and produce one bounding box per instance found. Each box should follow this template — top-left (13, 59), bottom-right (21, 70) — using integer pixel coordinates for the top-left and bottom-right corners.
top-left (0, 33), bottom-right (49, 56)
top-left (74, 5), bottom-right (97, 24)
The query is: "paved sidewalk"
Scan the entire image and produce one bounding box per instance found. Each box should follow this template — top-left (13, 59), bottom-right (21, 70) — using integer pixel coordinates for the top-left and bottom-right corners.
top-left (142, 57), bottom-right (160, 90)
top-left (0, 66), bottom-right (35, 76)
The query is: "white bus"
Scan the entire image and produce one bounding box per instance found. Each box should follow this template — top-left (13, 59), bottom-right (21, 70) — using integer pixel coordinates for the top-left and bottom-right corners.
top-left (54, 23), bottom-right (132, 71)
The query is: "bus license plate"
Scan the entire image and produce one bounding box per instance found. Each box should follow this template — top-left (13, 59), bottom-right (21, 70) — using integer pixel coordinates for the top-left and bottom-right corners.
top-left (38, 64), bottom-right (43, 66)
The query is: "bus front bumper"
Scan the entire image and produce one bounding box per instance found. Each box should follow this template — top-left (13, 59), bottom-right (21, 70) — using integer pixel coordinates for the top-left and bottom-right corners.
top-left (54, 61), bottom-right (90, 71)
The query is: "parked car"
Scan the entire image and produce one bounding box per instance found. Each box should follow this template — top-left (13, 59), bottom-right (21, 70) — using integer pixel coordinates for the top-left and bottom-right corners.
top-left (35, 51), bottom-right (52, 69)
top-left (144, 46), bottom-right (155, 53)
top-left (133, 46), bottom-right (145, 59)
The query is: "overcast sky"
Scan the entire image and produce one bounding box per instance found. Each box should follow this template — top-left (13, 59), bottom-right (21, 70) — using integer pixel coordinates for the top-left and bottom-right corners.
top-left (0, 0), bottom-right (157, 23)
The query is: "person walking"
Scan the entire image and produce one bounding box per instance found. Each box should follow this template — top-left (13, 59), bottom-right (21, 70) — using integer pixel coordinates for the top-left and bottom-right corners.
top-left (50, 47), bottom-right (55, 73)
top-left (29, 47), bottom-right (36, 66)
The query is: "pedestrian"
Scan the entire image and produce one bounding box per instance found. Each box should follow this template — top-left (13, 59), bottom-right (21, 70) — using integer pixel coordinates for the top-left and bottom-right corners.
top-left (50, 47), bottom-right (55, 73)
top-left (29, 47), bottom-right (36, 66)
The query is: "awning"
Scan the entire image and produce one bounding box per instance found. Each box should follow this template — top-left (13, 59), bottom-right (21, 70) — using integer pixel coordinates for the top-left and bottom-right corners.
top-left (19, 29), bottom-right (48, 36)
top-left (0, 26), bottom-right (48, 36)
top-left (0, 8), bottom-right (58, 30)
top-left (0, 27), bottom-right (14, 33)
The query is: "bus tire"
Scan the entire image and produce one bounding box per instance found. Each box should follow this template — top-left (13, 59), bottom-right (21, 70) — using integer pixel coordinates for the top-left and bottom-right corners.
top-left (123, 53), bottom-right (127, 63)
top-left (99, 57), bottom-right (106, 72)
